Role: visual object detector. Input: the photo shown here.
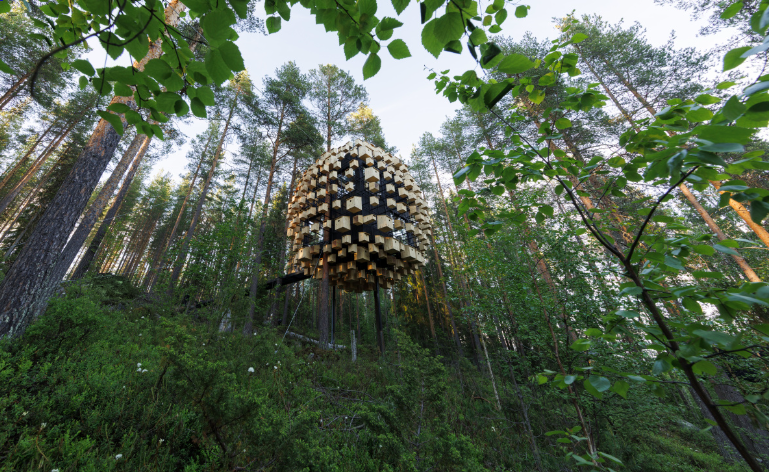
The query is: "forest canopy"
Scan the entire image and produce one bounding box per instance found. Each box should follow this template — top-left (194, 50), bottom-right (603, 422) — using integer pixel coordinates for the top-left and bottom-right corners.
top-left (1, 0), bottom-right (769, 471)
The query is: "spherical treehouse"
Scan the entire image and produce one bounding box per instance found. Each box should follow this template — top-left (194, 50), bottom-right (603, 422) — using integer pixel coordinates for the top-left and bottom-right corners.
top-left (286, 140), bottom-right (432, 294)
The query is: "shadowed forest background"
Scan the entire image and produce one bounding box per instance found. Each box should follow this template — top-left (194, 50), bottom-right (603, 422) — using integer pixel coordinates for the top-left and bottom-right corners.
top-left (1, 0), bottom-right (769, 470)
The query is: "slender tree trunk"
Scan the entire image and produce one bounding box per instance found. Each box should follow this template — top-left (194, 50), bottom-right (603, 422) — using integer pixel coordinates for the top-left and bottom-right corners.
top-left (57, 134), bottom-right (149, 280)
top-left (0, 118), bottom-right (58, 192)
top-left (419, 269), bottom-right (438, 345)
top-left (0, 123), bottom-right (75, 216)
top-left (0, 70), bottom-right (30, 111)
top-left (709, 180), bottom-right (769, 249)
top-left (169, 93), bottom-right (237, 293)
top-left (146, 131), bottom-right (213, 290)
top-left (0, 0), bottom-right (184, 338)
top-left (678, 184), bottom-right (761, 281)
top-left (71, 140), bottom-right (147, 279)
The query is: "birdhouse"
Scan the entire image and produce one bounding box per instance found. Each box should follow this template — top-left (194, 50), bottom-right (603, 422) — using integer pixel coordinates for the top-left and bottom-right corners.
top-left (285, 141), bottom-right (432, 294)
top-left (335, 216), bottom-right (351, 232)
top-left (346, 196), bottom-right (363, 213)
top-left (377, 215), bottom-right (393, 232)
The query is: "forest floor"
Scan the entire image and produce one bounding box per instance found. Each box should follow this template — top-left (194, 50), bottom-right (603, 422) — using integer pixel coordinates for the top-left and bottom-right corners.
top-left (0, 276), bottom-right (752, 471)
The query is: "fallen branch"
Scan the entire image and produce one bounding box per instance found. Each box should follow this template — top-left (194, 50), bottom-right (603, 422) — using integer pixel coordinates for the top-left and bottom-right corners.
top-left (285, 331), bottom-right (346, 350)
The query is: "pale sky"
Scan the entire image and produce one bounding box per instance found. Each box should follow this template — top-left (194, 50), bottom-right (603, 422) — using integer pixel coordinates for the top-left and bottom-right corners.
top-left (94, 0), bottom-right (727, 182)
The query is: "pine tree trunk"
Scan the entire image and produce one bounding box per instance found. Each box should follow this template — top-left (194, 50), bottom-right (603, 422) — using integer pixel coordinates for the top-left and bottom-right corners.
top-left (0, 1), bottom-right (184, 338)
top-left (244, 153), bottom-right (280, 334)
top-left (71, 138), bottom-right (147, 279)
top-left (147, 131), bottom-right (213, 291)
top-left (169, 95), bottom-right (236, 293)
top-left (678, 183), bottom-right (761, 281)
top-left (0, 70), bottom-right (30, 111)
top-left (54, 134), bottom-right (149, 280)
top-left (710, 180), bottom-right (769, 249)
top-left (0, 123), bottom-right (75, 216)
top-left (0, 118), bottom-right (59, 193)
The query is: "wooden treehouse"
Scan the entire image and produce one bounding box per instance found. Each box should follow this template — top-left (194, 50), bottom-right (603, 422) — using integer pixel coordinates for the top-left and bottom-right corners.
top-left (285, 140), bottom-right (432, 292)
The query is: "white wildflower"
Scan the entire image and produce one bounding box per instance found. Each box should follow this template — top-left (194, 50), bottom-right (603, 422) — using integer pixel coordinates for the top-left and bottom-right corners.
top-left (138, 333), bottom-right (142, 336)
top-left (22, 411), bottom-right (28, 416)
top-left (141, 369), bottom-right (148, 373)
top-left (137, 363), bottom-right (142, 368)
top-left (115, 454), bottom-right (123, 460)
top-left (52, 469), bottom-right (60, 472)
top-left (41, 423), bottom-right (47, 428)
top-left (248, 367), bottom-right (254, 373)
top-left (274, 366), bottom-right (278, 370)
top-left (159, 439), bottom-right (164, 444)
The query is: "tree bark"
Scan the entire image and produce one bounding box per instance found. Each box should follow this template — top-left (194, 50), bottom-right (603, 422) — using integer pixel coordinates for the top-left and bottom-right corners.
top-left (70, 137), bottom-right (148, 279)
top-left (0, 70), bottom-right (30, 111)
top-left (169, 93), bottom-right (237, 293)
top-left (0, 0), bottom-right (184, 338)
top-left (678, 184), bottom-right (761, 282)
top-left (146, 131), bottom-right (213, 291)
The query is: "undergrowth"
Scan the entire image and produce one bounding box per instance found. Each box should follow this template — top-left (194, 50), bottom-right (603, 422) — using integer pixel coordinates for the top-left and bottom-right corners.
top-left (0, 280), bottom-right (752, 471)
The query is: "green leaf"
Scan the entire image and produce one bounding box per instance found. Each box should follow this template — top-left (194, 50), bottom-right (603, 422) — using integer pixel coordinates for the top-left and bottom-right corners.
top-left (494, 8), bottom-right (507, 25)
top-left (750, 199), bottom-right (769, 223)
top-left (363, 53), bottom-right (381, 79)
top-left (537, 374), bottom-right (548, 385)
top-left (387, 39), bottom-right (411, 59)
top-left (143, 59), bottom-right (173, 81)
top-left (344, 39), bottom-right (360, 60)
top-left (514, 5), bottom-right (527, 17)
top-left (359, 0), bottom-right (377, 16)
top-left (71, 59), bottom-right (95, 76)
top-left (266, 16), bottom-right (281, 34)
top-left (0, 0), bottom-right (10, 13)
top-left (469, 28), bottom-right (488, 46)
top-left (693, 329), bottom-right (736, 347)
top-left (434, 13), bottom-right (464, 44)
top-left (615, 310), bottom-right (640, 319)
top-left (686, 107), bottom-right (713, 122)
top-left (714, 244), bottom-right (740, 256)
top-left (218, 42), bottom-right (245, 72)
top-left (196, 87), bottom-right (216, 106)
top-left (694, 125), bottom-right (754, 144)
top-left (583, 378), bottom-right (603, 399)
top-left (693, 244), bottom-right (715, 256)
top-left (692, 360), bottom-right (718, 376)
top-left (376, 17), bottom-right (404, 40)
top-left (652, 359), bottom-right (671, 375)
top-left (555, 118), bottom-right (571, 129)
top-left (483, 81), bottom-right (513, 109)
top-left (497, 53), bottom-right (534, 75)
top-left (201, 8), bottom-right (237, 41)
top-left (174, 99), bottom-right (190, 116)
top-left (229, 0), bottom-right (249, 18)
top-left (391, 0), bottom-right (409, 15)
top-left (721, 2), bottom-right (743, 19)
top-left (78, 76), bottom-right (88, 90)
top-left (564, 374), bottom-right (577, 385)
top-left (571, 32), bottom-right (588, 43)
top-left (0, 58), bottom-right (12, 75)
top-left (421, 20), bottom-right (443, 58)
top-left (205, 49), bottom-right (232, 85)
top-left (96, 111), bottom-right (124, 136)
top-left (190, 97), bottom-right (207, 118)
top-left (724, 46), bottom-right (752, 71)
top-left (610, 380), bottom-right (629, 399)
top-left (156, 92), bottom-right (181, 113)
top-left (588, 375), bottom-right (611, 392)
